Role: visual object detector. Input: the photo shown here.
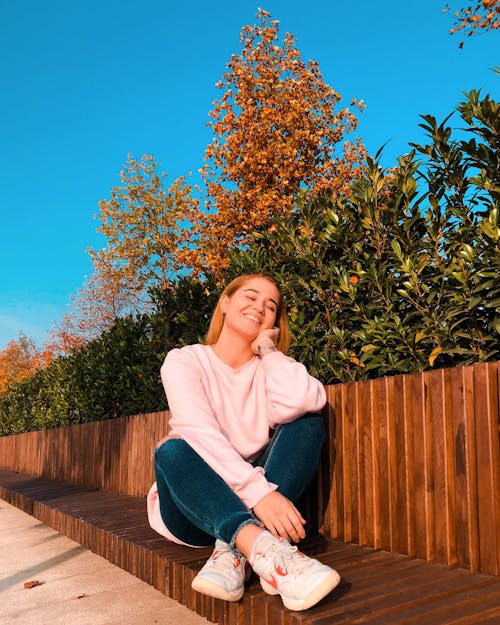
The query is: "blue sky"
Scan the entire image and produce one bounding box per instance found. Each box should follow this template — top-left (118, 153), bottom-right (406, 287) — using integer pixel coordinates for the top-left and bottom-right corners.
top-left (0, 0), bottom-right (498, 350)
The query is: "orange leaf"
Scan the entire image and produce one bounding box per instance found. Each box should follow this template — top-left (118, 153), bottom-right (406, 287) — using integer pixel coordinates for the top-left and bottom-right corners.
top-left (24, 580), bottom-right (41, 589)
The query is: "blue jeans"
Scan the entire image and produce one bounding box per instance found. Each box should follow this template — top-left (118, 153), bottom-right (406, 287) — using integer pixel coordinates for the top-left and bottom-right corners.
top-left (153, 413), bottom-right (326, 549)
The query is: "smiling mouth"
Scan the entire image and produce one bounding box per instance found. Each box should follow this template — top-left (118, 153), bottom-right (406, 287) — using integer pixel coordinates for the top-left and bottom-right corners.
top-left (243, 314), bottom-right (261, 324)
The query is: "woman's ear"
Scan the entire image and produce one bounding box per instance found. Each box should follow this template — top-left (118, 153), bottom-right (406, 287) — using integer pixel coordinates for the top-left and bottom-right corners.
top-left (220, 294), bottom-right (230, 315)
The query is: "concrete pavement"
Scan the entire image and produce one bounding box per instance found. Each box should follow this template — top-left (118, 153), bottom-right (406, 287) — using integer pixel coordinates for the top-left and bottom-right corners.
top-left (0, 498), bottom-right (210, 625)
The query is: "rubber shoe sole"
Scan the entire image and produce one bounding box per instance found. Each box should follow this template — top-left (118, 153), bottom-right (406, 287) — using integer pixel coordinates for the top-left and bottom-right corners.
top-left (191, 574), bottom-right (244, 602)
top-left (260, 569), bottom-right (341, 611)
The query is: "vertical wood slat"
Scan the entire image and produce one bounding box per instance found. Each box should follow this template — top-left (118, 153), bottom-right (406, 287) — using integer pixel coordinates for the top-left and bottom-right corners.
top-left (325, 384), bottom-right (344, 541)
top-left (0, 410), bottom-right (172, 497)
top-left (373, 377), bottom-right (389, 551)
top-left (408, 372), bottom-right (429, 560)
top-left (360, 380), bottom-right (374, 549)
top-left (0, 362), bottom-right (499, 576)
top-left (428, 369), bottom-right (446, 564)
top-left (321, 362), bottom-right (500, 576)
top-left (386, 376), bottom-right (400, 554)
top-left (442, 368), bottom-right (457, 567)
top-left (423, 371), bottom-right (437, 563)
top-left (344, 382), bottom-right (358, 544)
top-left (474, 363), bottom-right (500, 574)
top-left (451, 365), bottom-right (479, 572)
top-left (393, 373), bottom-right (410, 556)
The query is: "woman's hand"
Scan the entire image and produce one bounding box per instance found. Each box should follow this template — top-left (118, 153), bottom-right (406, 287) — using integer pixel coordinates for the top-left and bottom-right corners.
top-left (251, 327), bottom-right (280, 356)
top-left (252, 491), bottom-right (306, 543)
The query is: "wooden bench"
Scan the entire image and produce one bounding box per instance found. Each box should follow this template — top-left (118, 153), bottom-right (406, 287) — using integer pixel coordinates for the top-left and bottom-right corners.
top-left (2, 469), bottom-right (500, 625)
top-left (1, 362), bottom-right (499, 624)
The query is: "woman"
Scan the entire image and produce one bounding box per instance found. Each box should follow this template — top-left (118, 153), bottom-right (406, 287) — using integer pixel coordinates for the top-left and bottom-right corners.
top-left (147, 273), bottom-right (340, 611)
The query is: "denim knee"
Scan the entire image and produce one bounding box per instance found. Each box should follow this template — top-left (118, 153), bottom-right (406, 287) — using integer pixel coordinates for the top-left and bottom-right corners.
top-left (283, 413), bottom-right (326, 447)
top-left (154, 438), bottom-right (189, 473)
top-left (300, 412), bottom-right (326, 445)
top-left (254, 413), bottom-right (327, 502)
top-left (154, 438), bottom-right (258, 545)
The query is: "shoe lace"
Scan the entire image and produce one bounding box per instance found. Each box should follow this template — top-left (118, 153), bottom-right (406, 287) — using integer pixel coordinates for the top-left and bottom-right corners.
top-left (262, 540), bottom-right (313, 578)
top-left (211, 547), bottom-right (242, 573)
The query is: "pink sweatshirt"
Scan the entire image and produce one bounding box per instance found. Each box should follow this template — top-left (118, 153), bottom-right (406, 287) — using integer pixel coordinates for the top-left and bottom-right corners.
top-left (147, 344), bottom-right (326, 545)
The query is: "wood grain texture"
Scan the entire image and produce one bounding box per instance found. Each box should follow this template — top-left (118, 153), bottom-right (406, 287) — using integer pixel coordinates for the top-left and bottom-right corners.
top-left (2, 468), bottom-right (500, 625)
top-left (0, 362), bottom-right (499, 576)
top-left (322, 362), bottom-right (500, 576)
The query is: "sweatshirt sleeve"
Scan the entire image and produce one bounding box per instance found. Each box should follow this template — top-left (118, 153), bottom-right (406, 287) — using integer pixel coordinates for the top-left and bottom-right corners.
top-left (259, 351), bottom-right (327, 427)
top-left (160, 349), bottom-right (277, 509)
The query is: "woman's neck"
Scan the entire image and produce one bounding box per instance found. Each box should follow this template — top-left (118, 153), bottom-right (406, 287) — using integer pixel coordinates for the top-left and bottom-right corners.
top-left (211, 328), bottom-right (255, 369)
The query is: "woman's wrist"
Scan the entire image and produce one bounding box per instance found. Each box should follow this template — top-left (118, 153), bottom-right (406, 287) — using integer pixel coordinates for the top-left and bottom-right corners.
top-left (257, 341), bottom-right (278, 357)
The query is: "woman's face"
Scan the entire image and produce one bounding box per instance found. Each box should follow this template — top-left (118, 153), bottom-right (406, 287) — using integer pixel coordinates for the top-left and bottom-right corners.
top-left (220, 277), bottom-right (280, 340)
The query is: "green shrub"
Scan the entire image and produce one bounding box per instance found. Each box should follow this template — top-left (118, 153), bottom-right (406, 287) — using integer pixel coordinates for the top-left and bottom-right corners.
top-left (229, 90), bottom-right (499, 383)
top-left (1, 91), bottom-right (498, 433)
top-left (0, 277), bottom-right (218, 435)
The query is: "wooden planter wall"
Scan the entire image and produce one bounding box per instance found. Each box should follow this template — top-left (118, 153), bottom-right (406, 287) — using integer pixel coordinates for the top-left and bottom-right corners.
top-left (322, 362), bottom-right (500, 577)
top-left (0, 411), bottom-right (170, 497)
top-left (1, 362), bottom-right (499, 576)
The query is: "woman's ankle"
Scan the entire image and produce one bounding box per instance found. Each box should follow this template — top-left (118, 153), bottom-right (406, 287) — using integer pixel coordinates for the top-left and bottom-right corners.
top-left (234, 524), bottom-right (266, 558)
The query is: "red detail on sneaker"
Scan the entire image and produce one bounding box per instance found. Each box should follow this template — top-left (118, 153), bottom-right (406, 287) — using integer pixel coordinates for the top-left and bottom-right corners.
top-left (261, 574), bottom-right (279, 589)
top-left (262, 563), bottom-right (287, 588)
top-left (275, 564), bottom-right (287, 576)
top-left (234, 557), bottom-right (241, 568)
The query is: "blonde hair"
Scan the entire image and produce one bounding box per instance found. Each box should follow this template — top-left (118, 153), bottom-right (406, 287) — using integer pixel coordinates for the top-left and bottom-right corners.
top-left (206, 273), bottom-right (290, 353)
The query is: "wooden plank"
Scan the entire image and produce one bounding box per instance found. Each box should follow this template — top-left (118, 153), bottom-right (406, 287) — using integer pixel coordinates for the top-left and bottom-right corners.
top-left (1, 361), bottom-right (500, 578)
top-left (373, 377), bottom-right (390, 551)
top-left (370, 379), bottom-right (381, 549)
top-left (342, 383), bottom-right (356, 543)
top-left (0, 410), bottom-right (171, 496)
top-left (473, 363), bottom-right (500, 575)
top-left (430, 370), bottom-right (449, 564)
top-left (385, 376), bottom-right (399, 553)
top-left (393, 374), bottom-right (410, 555)
top-left (6, 467), bottom-right (498, 625)
top-left (422, 371), bottom-right (436, 562)
top-left (358, 379), bottom-right (373, 547)
top-left (427, 368), bottom-right (457, 566)
top-left (354, 581), bottom-right (500, 625)
top-left (450, 365), bottom-right (479, 572)
top-left (406, 372), bottom-right (427, 558)
top-left (317, 404), bottom-right (334, 536)
top-left (242, 583), bottom-right (271, 625)
top-left (449, 607), bottom-right (500, 625)
top-left (304, 565), bottom-right (496, 624)
top-left (305, 402), bottom-right (332, 537)
top-left (327, 384), bottom-right (344, 541)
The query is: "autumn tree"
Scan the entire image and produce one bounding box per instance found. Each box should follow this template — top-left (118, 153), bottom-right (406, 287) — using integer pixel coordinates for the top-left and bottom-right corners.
top-left (0, 334), bottom-right (51, 395)
top-left (46, 261), bottom-right (136, 354)
top-left (186, 8), bottom-right (365, 278)
top-left (227, 90), bottom-right (499, 382)
top-left (48, 154), bottom-right (199, 352)
top-left (91, 153), bottom-right (198, 298)
top-left (49, 9), bottom-right (366, 349)
top-left (445, 1), bottom-right (499, 42)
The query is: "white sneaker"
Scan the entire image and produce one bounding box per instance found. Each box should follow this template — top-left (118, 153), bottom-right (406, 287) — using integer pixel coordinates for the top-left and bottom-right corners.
top-left (191, 540), bottom-right (248, 601)
top-left (250, 531), bottom-right (340, 611)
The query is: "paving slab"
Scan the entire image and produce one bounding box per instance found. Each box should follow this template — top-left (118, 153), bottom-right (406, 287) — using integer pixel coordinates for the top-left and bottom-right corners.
top-left (0, 498), bottom-right (210, 625)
